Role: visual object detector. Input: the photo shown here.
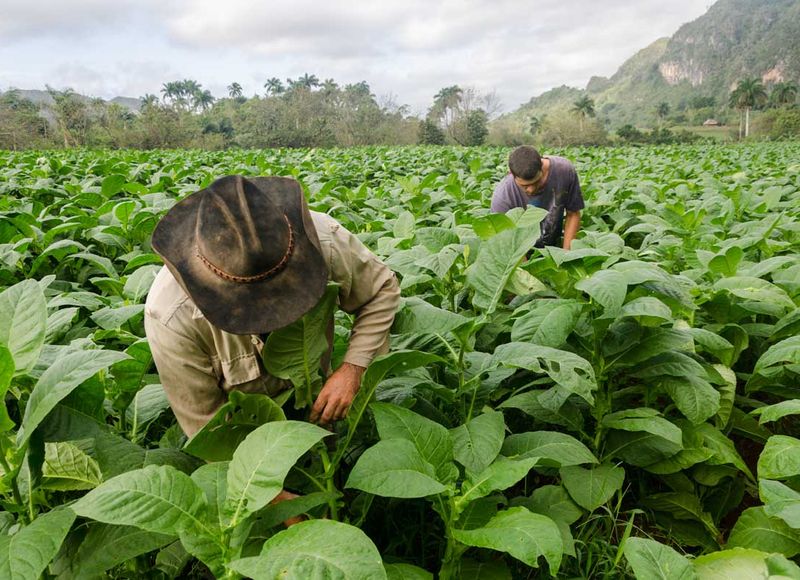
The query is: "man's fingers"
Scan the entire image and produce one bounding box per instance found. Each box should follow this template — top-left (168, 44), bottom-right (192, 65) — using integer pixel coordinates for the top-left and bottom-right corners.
top-left (320, 399), bottom-right (339, 424)
top-left (310, 394), bottom-right (328, 423)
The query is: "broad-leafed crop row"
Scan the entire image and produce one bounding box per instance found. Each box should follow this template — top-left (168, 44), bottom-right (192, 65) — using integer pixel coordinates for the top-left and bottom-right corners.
top-left (0, 143), bottom-right (799, 579)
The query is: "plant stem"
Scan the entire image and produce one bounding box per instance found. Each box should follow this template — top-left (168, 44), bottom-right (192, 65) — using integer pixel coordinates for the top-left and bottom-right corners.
top-left (0, 438), bottom-right (25, 521)
top-left (319, 445), bottom-right (339, 521)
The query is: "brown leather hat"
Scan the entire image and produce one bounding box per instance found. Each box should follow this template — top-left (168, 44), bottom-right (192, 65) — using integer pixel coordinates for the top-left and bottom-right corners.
top-left (151, 175), bottom-right (328, 334)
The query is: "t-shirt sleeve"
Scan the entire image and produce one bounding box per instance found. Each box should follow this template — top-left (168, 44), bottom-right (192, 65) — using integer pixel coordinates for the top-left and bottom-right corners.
top-left (565, 165), bottom-right (585, 212)
top-left (490, 178), bottom-right (515, 213)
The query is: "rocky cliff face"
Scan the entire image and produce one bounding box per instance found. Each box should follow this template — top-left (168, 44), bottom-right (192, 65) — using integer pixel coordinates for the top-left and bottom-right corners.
top-left (658, 61), bottom-right (705, 86)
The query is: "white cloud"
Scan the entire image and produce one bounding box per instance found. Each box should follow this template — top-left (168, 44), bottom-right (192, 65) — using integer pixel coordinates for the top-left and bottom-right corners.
top-left (0, 0), bottom-right (714, 112)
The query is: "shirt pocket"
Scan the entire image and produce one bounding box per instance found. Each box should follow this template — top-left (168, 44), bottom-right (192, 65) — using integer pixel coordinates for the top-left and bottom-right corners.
top-left (219, 353), bottom-right (262, 390)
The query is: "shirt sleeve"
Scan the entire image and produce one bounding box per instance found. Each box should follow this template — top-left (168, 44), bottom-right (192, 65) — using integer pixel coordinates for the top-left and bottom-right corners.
top-left (490, 178), bottom-right (515, 213)
top-left (327, 220), bottom-right (401, 368)
top-left (565, 165), bottom-right (585, 212)
top-left (144, 314), bottom-right (224, 437)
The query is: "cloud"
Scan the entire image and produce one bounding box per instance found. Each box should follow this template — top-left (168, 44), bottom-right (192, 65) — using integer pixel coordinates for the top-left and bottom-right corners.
top-left (0, 0), bottom-right (160, 41)
top-left (0, 0), bottom-right (713, 112)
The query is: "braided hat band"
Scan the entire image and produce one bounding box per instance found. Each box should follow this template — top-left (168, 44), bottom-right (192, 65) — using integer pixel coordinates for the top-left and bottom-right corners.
top-left (195, 214), bottom-right (295, 284)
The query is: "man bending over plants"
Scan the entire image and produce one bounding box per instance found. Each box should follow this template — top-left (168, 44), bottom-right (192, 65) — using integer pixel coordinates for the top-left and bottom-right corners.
top-left (491, 145), bottom-right (585, 250)
top-left (144, 175), bottom-right (400, 514)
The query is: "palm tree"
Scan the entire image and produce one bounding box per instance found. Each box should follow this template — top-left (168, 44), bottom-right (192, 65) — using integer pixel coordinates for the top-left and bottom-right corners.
top-left (431, 85), bottom-right (463, 141)
top-left (529, 116), bottom-right (541, 136)
top-left (193, 89), bottom-right (215, 112)
top-left (297, 73), bottom-right (319, 90)
top-left (320, 78), bottom-right (339, 100)
top-left (227, 82), bottom-right (243, 99)
top-left (729, 78), bottom-right (767, 138)
top-left (572, 95), bottom-right (595, 132)
top-left (264, 77), bottom-right (284, 96)
top-left (770, 82), bottom-right (798, 107)
top-left (140, 93), bottom-right (159, 109)
top-left (655, 102), bottom-right (670, 127)
top-left (160, 81), bottom-right (180, 106)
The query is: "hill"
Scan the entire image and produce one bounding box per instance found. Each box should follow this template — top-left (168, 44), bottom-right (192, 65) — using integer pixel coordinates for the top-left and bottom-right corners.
top-left (504, 0), bottom-right (800, 130)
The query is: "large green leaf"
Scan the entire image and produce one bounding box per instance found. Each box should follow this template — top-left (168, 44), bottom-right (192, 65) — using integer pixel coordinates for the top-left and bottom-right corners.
top-left (72, 464), bottom-right (206, 536)
top-left (184, 392), bottom-right (286, 462)
top-left (471, 213), bottom-right (515, 240)
top-left (714, 277), bottom-right (795, 311)
top-left (263, 284), bottom-right (338, 401)
top-left (758, 436), bottom-right (800, 480)
top-left (632, 351), bottom-right (707, 379)
top-left (623, 537), bottom-right (695, 580)
top-left (601, 408), bottom-right (683, 448)
top-left (618, 297), bottom-right (674, 325)
top-left (393, 297), bottom-right (469, 335)
top-left (659, 376), bottom-right (721, 425)
top-left (191, 462), bottom-right (230, 530)
top-left (501, 431), bottom-right (597, 467)
top-left (457, 456), bottom-right (539, 507)
top-left (452, 507), bottom-right (562, 574)
top-left (695, 423), bottom-right (753, 479)
top-left (643, 492), bottom-right (719, 537)
top-left (466, 225), bottom-right (541, 314)
top-left (18, 349), bottom-right (129, 447)
top-left (574, 269), bottom-right (628, 313)
top-left (612, 329), bottom-right (694, 368)
top-left (57, 523), bottom-right (173, 580)
top-left (346, 439), bottom-right (447, 498)
top-left (493, 342), bottom-right (596, 404)
top-left (230, 520), bottom-right (387, 580)
top-left (372, 402), bottom-right (453, 473)
top-left (560, 464), bottom-right (625, 511)
top-left (0, 279), bottom-right (47, 376)
top-left (90, 304), bottom-right (145, 330)
top-left (111, 339), bottom-right (153, 393)
top-left (451, 410), bottom-right (505, 474)
top-left (0, 508), bottom-right (76, 580)
top-left (694, 548), bottom-right (800, 580)
top-left (42, 441), bottom-right (102, 490)
top-left (226, 421), bottom-right (330, 524)
top-left (753, 400), bottom-right (800, 425)
top-left (0, 346), bottom-right (15, 432)
top-left (524, 485), bottom-right (583, 525)
top-left (126, 383), bottom-right (171, 441)
top-left (761, 479), bottom-right (800, 529)
top-left (747, 336), bottom-right (800, 392)
top-left (345, 351), bottom-right (445, 448)
top-left (727, 507), bottom-right (800, 557)
top-left (511, 300), bottom-right (583, 348)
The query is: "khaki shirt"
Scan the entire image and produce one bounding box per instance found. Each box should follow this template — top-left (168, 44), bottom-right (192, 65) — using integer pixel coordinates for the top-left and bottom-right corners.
top-left (144, 211), bottom-right (400, 436)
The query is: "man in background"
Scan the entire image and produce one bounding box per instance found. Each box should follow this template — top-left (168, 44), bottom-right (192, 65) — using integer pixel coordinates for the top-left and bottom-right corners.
top-left (490, 146), bottom-right (584, 250)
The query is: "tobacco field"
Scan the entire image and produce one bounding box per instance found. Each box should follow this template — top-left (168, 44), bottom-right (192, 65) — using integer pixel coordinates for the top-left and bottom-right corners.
top-left (1, 143), bottom-right (800, 579)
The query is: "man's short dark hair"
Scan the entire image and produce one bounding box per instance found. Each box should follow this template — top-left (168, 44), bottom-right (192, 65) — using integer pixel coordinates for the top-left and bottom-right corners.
top-left (508, 146), bottom-right (543, 180)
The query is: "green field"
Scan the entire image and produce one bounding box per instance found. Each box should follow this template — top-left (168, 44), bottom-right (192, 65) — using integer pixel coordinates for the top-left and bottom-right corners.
top-left (1, 143), bottom-right (800, 579)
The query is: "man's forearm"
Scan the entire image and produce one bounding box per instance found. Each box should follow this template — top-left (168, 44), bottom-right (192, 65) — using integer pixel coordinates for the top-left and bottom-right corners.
top-left (563, 211), bottom-right (581, 250)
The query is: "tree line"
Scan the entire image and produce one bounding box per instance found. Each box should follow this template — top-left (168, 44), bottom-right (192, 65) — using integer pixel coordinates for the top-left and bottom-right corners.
top-left (0, 76), bottom-right (496, 151)
top-left (1, 76), bottom-right (797, 151)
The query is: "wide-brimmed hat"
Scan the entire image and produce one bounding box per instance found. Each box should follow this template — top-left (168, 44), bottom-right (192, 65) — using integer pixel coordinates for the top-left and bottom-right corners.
top-left (151, 175), bottom-right (328, 334)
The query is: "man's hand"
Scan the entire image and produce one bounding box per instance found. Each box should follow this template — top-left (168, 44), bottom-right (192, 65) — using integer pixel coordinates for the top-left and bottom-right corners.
top-left (310, 362), bottom-right (366, 424)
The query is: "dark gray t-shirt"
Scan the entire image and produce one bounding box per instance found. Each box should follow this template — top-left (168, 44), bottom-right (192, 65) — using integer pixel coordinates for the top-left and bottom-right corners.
top-left (490, 156), bottom-right (585, 247)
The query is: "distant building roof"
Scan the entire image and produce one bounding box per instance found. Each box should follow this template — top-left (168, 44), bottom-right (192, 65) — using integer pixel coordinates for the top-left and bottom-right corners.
top-left (703, 119), bottom-right (721, 126)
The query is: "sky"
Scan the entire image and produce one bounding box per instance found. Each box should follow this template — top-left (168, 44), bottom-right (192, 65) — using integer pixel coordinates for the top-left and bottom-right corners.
top-left (0, 0), bottom-right (713, 116)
